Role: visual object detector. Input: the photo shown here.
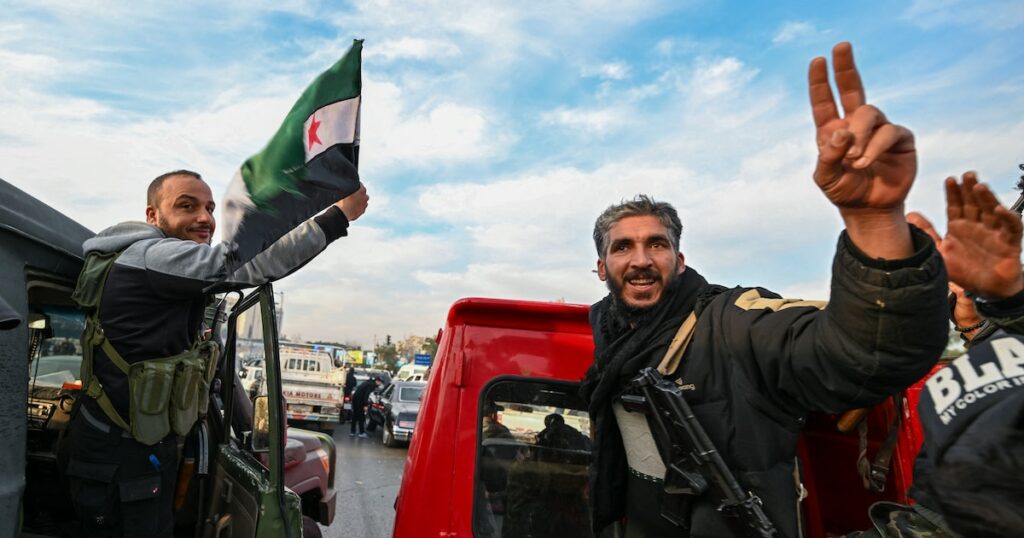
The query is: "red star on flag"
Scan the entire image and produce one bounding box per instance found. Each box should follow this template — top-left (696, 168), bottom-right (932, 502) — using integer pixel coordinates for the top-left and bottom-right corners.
top-left (307, 115), bottom-right (322, 150)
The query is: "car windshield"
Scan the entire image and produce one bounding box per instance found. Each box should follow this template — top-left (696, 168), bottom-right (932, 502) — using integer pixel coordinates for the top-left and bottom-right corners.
top-left (32, 355), bottom-right (82, 386)
top-left (29, 305), bottom-right (86, 387)
top-left (398, 386), bottom-right (423, 402)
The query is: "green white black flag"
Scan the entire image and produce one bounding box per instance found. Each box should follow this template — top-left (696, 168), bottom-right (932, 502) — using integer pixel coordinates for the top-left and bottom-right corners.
top-left (221, 39), bottom-right (363, 271)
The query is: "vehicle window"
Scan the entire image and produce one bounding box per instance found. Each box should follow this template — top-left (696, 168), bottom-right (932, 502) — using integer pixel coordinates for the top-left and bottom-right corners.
top-left (474, 379), bottom-right (592, 538)
top-left (232, 296), bottom-right (270, 441)
top-left (28, 305), bottom-right (86, 386)
top-left (398, 387), bottom-right (423, 402)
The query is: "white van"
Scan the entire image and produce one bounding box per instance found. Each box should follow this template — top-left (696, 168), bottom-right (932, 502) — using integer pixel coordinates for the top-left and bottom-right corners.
top-left (395, 364), bottom-right (429, 382)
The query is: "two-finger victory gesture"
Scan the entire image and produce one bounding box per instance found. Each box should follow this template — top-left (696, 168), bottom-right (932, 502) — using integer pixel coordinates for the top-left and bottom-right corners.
top-left (809, 43), bottom-right (916, 259)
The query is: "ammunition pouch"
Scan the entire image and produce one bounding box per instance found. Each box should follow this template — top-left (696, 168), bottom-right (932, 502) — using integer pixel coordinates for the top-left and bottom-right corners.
top-left (74, 250), bottom-right (221, 446)
top-left (127, 342), bottom-right (219, 444)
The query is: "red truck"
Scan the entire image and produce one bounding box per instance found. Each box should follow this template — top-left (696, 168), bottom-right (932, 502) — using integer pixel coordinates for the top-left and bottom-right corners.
top-left (393, 297), bottom-right (937, 537)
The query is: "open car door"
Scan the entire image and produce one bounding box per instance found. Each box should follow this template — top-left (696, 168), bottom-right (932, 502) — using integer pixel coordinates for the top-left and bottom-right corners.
top-left (204, 284), bottom-right (302, 538)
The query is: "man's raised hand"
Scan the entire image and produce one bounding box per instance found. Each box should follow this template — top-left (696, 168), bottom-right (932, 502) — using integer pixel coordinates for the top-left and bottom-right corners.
top-left (809, 42), bottom-right (916, 213)
top-left (809, 42), bottom-right (915, 259)
top-left (940, 172), bottom-right (1023, 300)
top-left (337, 183), bottom-right (369, 221)
top-left (906, 211), bottom-right (984, 334)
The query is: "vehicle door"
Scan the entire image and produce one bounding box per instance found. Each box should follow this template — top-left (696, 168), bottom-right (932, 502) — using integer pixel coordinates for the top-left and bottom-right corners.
top-left (203, 284), bottom-right (302, 538)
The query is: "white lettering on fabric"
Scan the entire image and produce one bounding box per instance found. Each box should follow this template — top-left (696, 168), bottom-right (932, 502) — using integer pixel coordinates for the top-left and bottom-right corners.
top-left (954, 353), bottom-right (1003, 392)
top-left (991, 336), bottom-right (1024, 377)
top-left (927, 367), bottom-right (962, 413)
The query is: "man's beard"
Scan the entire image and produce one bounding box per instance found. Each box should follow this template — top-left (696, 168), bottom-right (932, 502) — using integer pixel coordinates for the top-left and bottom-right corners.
top-left (155, 215), bottom-right (181, 240)
top-left (157, 215), bottom-right (211, 244)
top-left (605, 263), bottom-right (679, 329)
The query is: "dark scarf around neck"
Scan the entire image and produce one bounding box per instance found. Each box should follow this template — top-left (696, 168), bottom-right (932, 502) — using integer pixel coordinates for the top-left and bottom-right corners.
top-left (579, 266), bottom-right (709, 533)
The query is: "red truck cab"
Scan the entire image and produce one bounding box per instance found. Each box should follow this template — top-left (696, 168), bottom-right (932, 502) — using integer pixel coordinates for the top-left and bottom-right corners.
top-left (394, 297), bottom-right (936, 538)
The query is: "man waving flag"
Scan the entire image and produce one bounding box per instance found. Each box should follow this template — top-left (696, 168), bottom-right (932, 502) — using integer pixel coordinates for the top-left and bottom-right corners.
top-left (220, 39), bottom-right (364, 272)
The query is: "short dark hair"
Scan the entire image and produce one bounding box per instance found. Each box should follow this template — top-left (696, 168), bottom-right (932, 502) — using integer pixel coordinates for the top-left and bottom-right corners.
top-left (592, 194), bottom-right (683, 259)
top-left (147, 169), bottom-right (203, 206)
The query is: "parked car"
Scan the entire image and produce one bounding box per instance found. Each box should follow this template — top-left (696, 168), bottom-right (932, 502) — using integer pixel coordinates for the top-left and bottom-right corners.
top-left (3, 178), bottom-right (334, 537)
top-left (366, 381), bottom-right (425, 447)
top-left (392, 297), bottom-right (945, 538)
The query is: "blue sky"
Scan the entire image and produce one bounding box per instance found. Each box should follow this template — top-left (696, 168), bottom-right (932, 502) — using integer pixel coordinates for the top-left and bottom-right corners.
top-left (2, 0), bottom-right (1022, 347)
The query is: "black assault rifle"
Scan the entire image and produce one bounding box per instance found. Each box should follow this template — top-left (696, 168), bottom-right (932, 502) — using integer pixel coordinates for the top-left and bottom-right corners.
top-left (620, 367), bottom-right (778, 537)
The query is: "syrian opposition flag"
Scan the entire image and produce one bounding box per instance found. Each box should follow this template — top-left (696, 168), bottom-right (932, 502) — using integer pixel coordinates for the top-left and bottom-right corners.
top-left (220, 39), bottom-right (364, 271)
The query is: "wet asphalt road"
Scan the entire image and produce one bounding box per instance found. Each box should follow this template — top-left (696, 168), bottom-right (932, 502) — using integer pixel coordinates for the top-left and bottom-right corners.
top-left (318, 424), bottom-right (407, 538)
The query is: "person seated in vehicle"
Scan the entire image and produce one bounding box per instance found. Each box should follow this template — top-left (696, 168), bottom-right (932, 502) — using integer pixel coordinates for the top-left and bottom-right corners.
top-left (502, 413), bottom-right (592, 538)
top-left (479, 404), bottom-right (516, 514)
top-left (535, 413), bottom-right (591, 461)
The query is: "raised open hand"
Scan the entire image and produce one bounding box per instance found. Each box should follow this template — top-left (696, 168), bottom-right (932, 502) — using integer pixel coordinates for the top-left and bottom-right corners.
top-left (940, 172), bottom-right (1023, 299)
top-left (906, 211), bottom-right (983, 332)
top-left (809, 43), bottom-right (916, 214)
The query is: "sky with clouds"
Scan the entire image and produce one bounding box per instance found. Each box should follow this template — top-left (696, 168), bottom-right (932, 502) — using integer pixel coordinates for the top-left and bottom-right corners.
top-left (2, 0), bottom-right (1022, 347)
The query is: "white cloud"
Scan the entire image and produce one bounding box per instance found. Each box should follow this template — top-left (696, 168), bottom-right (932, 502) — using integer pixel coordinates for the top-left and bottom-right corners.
top-left (583, 61), bottom-right (631, 80)
top-left (273, 225), bottom-right (463, 345)
top-left (772, 21), bottom-right (816, 44)
top-left (361, 77), bottom-right (506, 169)
top-left (365, 37), bottom-right (462, 61)
top-left (0, 50), bottom-right (60, 78)
top-left (903, 0), bottom-right (1024, 30)
top-left (688, 57), bottom-right (758, 99)
top-left (539, 106), bottom-right (621, 135)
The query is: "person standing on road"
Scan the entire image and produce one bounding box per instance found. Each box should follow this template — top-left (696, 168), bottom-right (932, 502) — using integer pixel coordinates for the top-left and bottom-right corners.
top-left (350, 375), bottom-right (381, 438)
top-left (581, 42), bottom-right (949, 537)
top-left (342, 366), bottom-right (358, 422)
top-left (65, 170), bottom-right (369, 537)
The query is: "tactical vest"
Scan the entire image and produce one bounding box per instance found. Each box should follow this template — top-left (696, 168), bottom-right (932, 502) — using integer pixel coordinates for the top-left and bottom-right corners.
top-left (72, 250), bottom-right (220, 445)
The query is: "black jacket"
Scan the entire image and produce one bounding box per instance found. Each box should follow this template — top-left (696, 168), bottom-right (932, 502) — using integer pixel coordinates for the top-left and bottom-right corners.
top-left (344, 370), bottom-right (358, 397)
top-left (587, 228), bottom-right (948, 537)
top-left (352, 379), bottom-right (377, 408)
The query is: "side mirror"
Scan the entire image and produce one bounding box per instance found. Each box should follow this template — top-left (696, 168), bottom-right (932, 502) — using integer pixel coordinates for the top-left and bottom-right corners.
top-left (27, 313), bottom-right (52, 362)
top-left (28, 313), bottom-right (50, 330)
top-left (252, 395), bottom-right (270, 453)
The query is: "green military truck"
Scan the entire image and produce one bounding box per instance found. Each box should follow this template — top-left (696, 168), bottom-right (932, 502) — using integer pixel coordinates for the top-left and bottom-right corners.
top-left (1, 178), bottom-right (335, 537)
